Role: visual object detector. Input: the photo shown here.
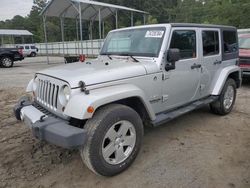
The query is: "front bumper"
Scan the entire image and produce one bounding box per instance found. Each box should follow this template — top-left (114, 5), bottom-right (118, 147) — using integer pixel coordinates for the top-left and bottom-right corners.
top-left (14, 97), bottom-right (87, 149)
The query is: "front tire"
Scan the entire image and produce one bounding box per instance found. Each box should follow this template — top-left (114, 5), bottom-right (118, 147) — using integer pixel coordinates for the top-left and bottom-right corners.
top-left (210, 78), bottom-right (237, 115)
top-left (1, 56), bottom-right (13, 68)
top-left (80, 104), bottom-right (144, 176)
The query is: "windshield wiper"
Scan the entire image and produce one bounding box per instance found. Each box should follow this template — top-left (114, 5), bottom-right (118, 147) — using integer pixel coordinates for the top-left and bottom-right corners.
top-left (107, 55), bottom-right (112, 60)
top-left (101, 53), bottom-right (113, 60)
top-left (129, 55), bottom-right (139, 62)
top-left (116, 53), bottom-right (139, 62)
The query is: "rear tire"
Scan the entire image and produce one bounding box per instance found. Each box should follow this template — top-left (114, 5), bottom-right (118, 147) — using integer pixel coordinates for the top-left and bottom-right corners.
top-left (30, 52), bottom-right (36, 57)
top-left (210, 78), bottom-right (237, 115)
top-left (0, 56), bottom-right (13, 68)
top-left (80, 104), bottom-right (144, 176)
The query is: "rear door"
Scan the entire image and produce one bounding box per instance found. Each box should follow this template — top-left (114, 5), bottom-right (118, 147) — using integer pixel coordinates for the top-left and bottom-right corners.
top-left (199, 28), bottom-right (221, 97)
top-left (24, 46), bottom-right (30, 56)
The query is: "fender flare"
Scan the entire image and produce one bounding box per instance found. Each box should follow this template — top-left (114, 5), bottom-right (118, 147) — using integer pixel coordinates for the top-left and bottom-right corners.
top-left (26, 79), bottom-right (34, 92)
top-left (211, 65), bottom-right (241, 95)
top-left (64, 84), bottom-right (156, 120)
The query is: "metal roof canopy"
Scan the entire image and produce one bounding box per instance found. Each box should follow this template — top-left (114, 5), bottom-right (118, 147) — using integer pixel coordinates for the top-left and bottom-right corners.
top-left (41, 0), bottom-right (149, 63)
top-left (0, 29), bottom-right (33, 36)
top-left (41, 0), bottom-right (148, 21)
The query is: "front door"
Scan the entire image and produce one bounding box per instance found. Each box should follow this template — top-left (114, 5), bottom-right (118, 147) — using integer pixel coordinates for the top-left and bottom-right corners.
top-left (161, 28), bottom-right (201, 111)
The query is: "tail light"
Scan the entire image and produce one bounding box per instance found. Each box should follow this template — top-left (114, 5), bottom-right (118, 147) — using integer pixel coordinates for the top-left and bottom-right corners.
top-left (18, 48), bottom-right (23, 56)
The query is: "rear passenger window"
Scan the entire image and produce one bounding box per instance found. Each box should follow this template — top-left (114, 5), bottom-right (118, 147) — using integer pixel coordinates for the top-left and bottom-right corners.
top-left (170, 30), bottom-right (196, 59)
top-left (31, 46), bottom-right (36, 49)
top-left (202, 31), bottom-right (219, 56)
top-left (25, 46), bottom-right (29, 50)
top-left (223, 31), bottom-right (237, 53)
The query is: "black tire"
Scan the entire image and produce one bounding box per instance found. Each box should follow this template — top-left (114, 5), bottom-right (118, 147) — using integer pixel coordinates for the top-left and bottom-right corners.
top-left (210, 78), bottom-right (237, 115)
top-left (0, 56), bottom-right (13, 68)
top-left (30, 52), bottom-right (36, 57)
top-left (80, 104), bottom-right (144, 176)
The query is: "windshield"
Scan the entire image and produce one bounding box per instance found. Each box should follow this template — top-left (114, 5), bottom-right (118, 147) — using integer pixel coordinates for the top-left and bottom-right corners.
top-left (100, 27), bottom-right (166, 57)
top-left (239, 36), bottom-right (250, 49)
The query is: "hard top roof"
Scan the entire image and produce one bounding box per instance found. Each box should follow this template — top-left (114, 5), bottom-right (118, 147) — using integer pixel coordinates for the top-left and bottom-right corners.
top-left (170, 23), bottom-right (236, 30)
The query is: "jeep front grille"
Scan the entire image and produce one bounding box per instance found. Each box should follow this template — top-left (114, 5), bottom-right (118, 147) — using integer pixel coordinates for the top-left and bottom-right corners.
top-left (37, 79), bottom-right (59, 110)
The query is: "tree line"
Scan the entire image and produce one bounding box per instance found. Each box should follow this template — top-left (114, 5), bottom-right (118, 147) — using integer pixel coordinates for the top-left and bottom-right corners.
top-left (0, 0), bottom-right (250, 43)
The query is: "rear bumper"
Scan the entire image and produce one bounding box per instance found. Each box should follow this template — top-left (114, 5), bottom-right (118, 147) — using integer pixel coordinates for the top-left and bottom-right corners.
top-left (14, 97), bottom-right (87, 149)
top-left (14, 56), bottom-right (24, 61)
top-left (240, 67), bottom-right (250, 75)
top-left (239, 57), bottom-right (250, 75)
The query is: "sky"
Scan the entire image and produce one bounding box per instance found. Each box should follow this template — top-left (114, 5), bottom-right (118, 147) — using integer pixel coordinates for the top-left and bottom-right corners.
top-left (0, 0), bottom-right (33, 21)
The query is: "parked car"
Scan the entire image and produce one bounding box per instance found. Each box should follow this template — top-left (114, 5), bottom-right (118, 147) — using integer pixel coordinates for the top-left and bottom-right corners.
top-left (14, 23), bottom-right (241, 176)
top-left (0, 47), bottom-right (24, 68)
top-left (17, 44), bottom-right (38, 57)
top-left (239, 34), bottom-right (250, 76)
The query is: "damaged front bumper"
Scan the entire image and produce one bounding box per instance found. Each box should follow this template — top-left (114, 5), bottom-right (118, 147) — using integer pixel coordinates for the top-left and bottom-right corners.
top-left (13, 97), bottom-right (87, 149)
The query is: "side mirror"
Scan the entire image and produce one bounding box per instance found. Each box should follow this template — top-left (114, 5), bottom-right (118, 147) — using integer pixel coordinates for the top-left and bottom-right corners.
top-left (165, 48), bottom-right (180, 71)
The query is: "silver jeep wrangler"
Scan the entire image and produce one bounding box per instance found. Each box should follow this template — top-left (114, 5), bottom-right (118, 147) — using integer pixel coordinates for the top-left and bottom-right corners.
top-left (14, 23), bottom-right (241, 176)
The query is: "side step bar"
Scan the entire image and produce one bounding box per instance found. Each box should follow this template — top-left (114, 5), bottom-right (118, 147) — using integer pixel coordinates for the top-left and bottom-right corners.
top-left (152, 96), bottom-right (218, 127)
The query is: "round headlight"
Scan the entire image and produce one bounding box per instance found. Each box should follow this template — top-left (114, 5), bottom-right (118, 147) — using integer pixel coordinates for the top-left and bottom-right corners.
top-left (63, 85), bottom-right (71, 101)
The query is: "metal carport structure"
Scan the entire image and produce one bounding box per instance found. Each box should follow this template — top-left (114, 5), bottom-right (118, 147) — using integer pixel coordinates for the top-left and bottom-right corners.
top-left (0, 29), bottom-right (33, 46)
top-left (41, 0), bottom-right (149, 62)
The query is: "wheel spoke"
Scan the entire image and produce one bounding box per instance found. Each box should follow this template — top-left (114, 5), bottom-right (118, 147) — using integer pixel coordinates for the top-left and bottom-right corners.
top-left (118, 123), bottom-right (129, 137)
top-left (106, 127), bottom-right (118, 141)
top-left (123, 135), bottom-right (136, 147)
top-left (115, 146), bottom-right (126, 162)
top-left (103, 143), bottom-right (116, 159)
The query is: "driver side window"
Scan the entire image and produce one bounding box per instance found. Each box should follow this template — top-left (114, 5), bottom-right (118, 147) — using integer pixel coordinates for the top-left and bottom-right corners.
top-left (170, 30), bottom-right (196, 60)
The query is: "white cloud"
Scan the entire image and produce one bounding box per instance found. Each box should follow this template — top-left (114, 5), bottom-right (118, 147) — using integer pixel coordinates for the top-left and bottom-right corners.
top-left (0, 0), bottom-right (33, 21)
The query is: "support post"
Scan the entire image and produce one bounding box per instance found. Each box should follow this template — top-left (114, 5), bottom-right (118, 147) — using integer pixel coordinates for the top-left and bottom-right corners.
top-left (102, 21), bottom-right (105, 38)
top-left (1, 35), bottom-right (3, 46)
top-left (90, 21), bottom-right (93, 56)
top-left (143, 14), bottom-right (146, 25)
top-left (11, 35), bottom-right (14, 46)
top-left (131, 12), bottom-right (134, 26)
top-left (60, 17), bottom-right (65, 57)
top-left (99, 8), bottom-right (102, 39)
top-left (90, 21), bottom-right (93, 40)
top-left (43, 15), bottom-right (49, 64)
top-left (115, 10), bottom-right (118, 29)
top-left (79, 2), bottom-right (84, 55)
top-left (76, 19), bottom-right (80, 55)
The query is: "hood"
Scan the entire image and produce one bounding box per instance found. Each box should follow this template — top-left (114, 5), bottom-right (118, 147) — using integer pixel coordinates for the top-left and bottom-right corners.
top-left (239, 48), bottom-right (250, 58)
top-left (37, 59), bottom-right (148, 88)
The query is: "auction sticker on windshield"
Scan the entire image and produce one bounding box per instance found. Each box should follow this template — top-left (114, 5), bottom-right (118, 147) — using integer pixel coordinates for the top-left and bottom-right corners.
top-left (145, 30), bottom-right (164, 38)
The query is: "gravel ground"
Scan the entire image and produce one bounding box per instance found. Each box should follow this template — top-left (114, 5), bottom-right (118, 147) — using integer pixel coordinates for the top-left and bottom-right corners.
top-left (0, 57), bottom-right (250, 188)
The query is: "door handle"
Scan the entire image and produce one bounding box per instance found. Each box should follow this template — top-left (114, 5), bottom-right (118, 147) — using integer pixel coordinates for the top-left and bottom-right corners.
top-left (214, 60), bottom-right (222, 65)
top-left (191, 63), bottom-right (202, 69)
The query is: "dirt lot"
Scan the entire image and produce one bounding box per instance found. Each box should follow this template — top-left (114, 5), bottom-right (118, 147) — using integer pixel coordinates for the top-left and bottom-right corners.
top-left (0, 57), bottom-right (250, 188)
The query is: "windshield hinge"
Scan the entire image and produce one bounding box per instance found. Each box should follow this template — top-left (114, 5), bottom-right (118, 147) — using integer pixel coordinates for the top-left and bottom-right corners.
top-left (162, 73), bottom-right (170, 80)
